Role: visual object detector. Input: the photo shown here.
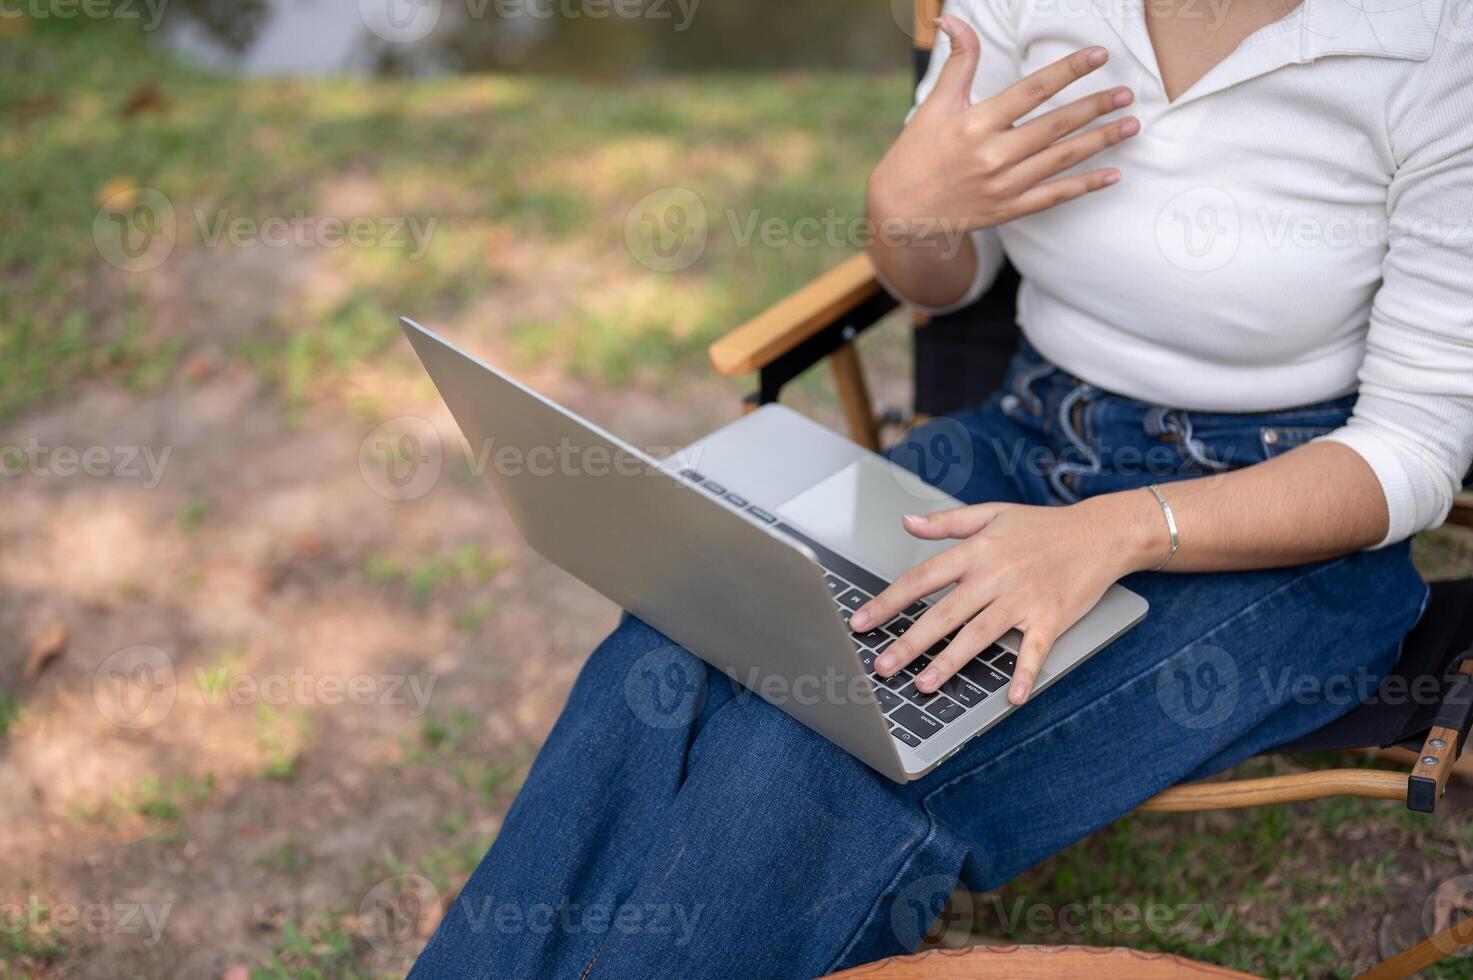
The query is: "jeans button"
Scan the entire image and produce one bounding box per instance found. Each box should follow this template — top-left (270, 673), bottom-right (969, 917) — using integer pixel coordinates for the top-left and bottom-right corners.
top-left (1262, 429), bottom-right (1279, 445)
top-left (1001, 394), bottom-right (1021, 415)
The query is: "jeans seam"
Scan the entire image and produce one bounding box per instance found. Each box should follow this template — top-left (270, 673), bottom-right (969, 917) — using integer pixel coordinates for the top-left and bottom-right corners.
top-left (918, 556), bottom-right (1360, 806)
top-left (823, 810), bottom-right (946, 971)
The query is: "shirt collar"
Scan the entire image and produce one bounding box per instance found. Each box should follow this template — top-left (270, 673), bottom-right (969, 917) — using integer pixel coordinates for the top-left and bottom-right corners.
top-left (1094, 0), bottom-right (1443, 109)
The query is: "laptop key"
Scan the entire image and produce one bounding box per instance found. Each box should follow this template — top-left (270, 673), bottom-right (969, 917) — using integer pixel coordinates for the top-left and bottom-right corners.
top-left (679, 469), bottom-right (705, 483)
top-left (875, 687), bottom-right (903, 713)
top-left (898, 681), bottom-right (939, 708)
top-left (903, 601), bottom-right (927, 618)
top-left (746, 505), bottom-right (777, 524)
top-left (836, 588), bottom-right (871, 611)
top-left (724, 493), bottom-right (748, 508)
top-left (875, 670), bottom-right (912, 691)
top-left (823, 574), bottom-right (848, 595)
top-left (855, 628), bottom-right (889, 648)
top-left (990, 650), bottom-right (1018, 675)
top-left (885, 617), bottom-right (913, 638)
top-left (940, 676), bottom-right (987, 707)
top-left (891, 726), bottom-right (924, 748)
top-left (702, 481), bottom-right (727, 495)
top-left (926, 697), bottom-right (965, 723)
top-left (891, 704), bottom-right (943, 740)
top-left (958, 659), bottom-right (1009, 693)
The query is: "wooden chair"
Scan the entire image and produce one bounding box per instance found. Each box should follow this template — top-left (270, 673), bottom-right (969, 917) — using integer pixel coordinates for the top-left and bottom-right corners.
top-left (707, 1), bottom-right (1473, 975)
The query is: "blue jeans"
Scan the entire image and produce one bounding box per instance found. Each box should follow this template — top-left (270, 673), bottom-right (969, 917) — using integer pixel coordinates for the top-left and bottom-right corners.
top-left (410, 342), bottom-right (1428, 980)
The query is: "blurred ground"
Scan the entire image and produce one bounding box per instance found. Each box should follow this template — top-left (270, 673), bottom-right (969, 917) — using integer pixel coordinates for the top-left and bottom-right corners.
top-left (3, 16), bottom-right (1473, 980)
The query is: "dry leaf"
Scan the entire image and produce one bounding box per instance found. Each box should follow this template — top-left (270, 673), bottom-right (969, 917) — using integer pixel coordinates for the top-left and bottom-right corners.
top-left (96, 176), bottom-right (139, 210)
top-left (24, 622), bottom-right (67, 683)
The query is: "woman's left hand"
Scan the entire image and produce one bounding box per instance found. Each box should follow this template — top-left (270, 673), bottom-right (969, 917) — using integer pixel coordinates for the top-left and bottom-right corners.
top-left (848, 493), bottom-right (1164, 705)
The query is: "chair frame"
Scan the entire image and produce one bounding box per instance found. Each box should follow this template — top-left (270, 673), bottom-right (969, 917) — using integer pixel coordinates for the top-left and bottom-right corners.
top-left (706, 1), bottom-right (1473, 974)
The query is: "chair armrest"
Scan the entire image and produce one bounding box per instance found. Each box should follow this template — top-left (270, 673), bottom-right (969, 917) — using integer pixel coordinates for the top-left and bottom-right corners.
top-left (1449, 494), bottom-right (1473, 530)
top-left (708, 253), bottom-right (895, 376)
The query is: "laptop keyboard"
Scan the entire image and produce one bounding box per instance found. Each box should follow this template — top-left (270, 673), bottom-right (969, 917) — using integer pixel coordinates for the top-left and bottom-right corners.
top-left (679, 469), bottom-right (1016, 749)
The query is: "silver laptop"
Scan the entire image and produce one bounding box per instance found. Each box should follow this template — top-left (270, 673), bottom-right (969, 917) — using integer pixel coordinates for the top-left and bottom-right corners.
top-left (402, 318), bottom-right (1147, 782)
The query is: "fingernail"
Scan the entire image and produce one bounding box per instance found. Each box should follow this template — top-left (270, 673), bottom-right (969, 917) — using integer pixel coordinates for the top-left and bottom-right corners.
top-left (1102, 172), bottom-right (1121, 186)
top-left (851, 609), bottom-right (871, 630)
top-left (917, 668), bottom-right (940, 691)
top-left (1086, 47), bottom-right (1108, 67)
top-left (1113, 87), bottom-right (1133, 108)
top-left (1120, 117), bottom-right (1141, 137)
top-left (876, 653), bottom-right (896, 674)
top-left (1010, 681), bottom-right (1030, 704)
top-left (904, 514), bottom-right (928, 525)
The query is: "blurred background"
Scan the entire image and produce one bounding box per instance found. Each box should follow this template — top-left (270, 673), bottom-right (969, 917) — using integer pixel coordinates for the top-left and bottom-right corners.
top-left (3, 2), bottom-right (1472, 978)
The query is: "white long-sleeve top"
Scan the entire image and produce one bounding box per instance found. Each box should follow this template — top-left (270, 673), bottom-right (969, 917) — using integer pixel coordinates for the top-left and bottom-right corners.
top-left (889, 0), bottom-right (1473, 546)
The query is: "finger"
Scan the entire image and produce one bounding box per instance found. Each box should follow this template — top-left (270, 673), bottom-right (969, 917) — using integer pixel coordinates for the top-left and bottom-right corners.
top-left (998, 86), bottom-right (1133, 165)
top-left (873, 585), bottom-right (988, 677)
top-left (850, 550), bottom-right (963, 632)
top-left (902, 503), bottom-right (1006, 541)
top-left (913, 603), bottom-right (1017, 693)
top-left (1008, 622), bottom-right (1058, 704)
top-left (978, 45), bottom-right (1109, 126)
top-left (920, 15), bottom-right (983, 111)
top-left (1000, 168), bottom-right (1122, 222)
top-left (1004, 116), bottom-right (1140, 189)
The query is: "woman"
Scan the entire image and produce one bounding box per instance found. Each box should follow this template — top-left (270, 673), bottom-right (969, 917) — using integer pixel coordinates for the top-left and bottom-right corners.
top-left (412, 1), bottom-right (1472, 976)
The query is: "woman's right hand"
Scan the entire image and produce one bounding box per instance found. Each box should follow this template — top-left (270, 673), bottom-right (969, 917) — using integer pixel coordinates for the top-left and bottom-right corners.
top-left (866, 16), bottom-right (1138, 244)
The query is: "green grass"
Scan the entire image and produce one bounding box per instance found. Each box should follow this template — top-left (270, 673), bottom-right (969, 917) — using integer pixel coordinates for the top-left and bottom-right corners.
top-left (0, 687), bottom-right (21, 739)
top-left (250, 913), bottom-right (371, 980)
top-left (0, 16), bottom-right (910, 424)
top-left (0, 900), bottom-right (72, 979)
top-left (966, 754), bottom-right (1464, 977)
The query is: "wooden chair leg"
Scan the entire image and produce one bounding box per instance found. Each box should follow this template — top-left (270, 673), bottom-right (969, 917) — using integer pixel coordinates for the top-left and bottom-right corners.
top-left (1134, 770), bottom-right (1407, 812)
top-left (1355, 912), bottom-right (1473, 979)
top-left (831, 342), bottom-right (880, 451)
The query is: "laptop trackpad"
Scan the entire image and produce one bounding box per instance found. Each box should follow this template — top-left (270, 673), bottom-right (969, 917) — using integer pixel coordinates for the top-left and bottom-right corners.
top-left (775, 456), bottom-right (965, 583)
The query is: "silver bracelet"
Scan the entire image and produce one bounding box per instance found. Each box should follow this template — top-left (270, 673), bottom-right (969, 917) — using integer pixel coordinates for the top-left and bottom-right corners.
top-left (1146, 484), bottom-right (1179, 571)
